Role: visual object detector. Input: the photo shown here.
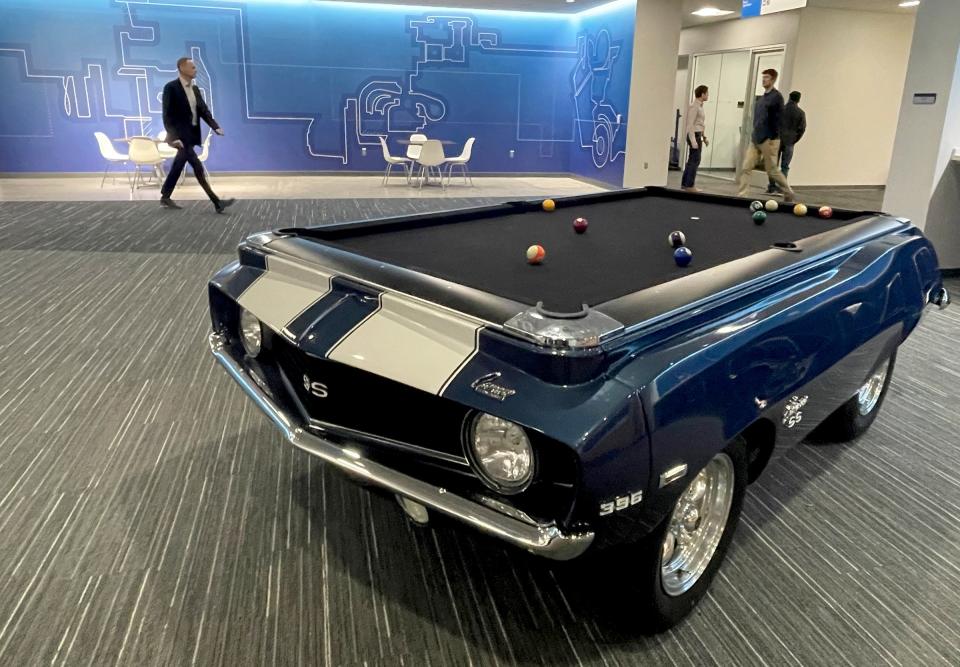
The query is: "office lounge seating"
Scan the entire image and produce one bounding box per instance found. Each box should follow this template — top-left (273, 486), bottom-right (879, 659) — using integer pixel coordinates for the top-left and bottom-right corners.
top-left (94, 132), bottom-right (130, 188)
top-left (379, 136), bottom-right (412, 185)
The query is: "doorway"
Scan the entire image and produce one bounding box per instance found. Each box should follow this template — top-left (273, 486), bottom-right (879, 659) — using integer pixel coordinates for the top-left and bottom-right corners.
top-left (682, 46), bottom-right (785, 182)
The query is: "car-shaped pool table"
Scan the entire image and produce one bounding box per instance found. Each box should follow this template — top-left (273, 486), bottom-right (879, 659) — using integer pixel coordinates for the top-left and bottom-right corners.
top-left (207, 187), bottom-right (950, 630)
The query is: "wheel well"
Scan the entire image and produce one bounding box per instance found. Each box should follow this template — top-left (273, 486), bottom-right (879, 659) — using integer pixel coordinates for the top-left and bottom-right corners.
top-left (740, 419), bottom-right (777, 483)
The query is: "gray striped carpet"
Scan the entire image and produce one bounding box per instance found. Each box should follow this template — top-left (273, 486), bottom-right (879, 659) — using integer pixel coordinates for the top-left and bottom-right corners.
top-left (0, 199), bottom-right (957, 667)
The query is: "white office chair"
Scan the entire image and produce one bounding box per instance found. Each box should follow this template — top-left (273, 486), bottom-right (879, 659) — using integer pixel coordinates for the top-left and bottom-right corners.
top-left (94, 131), bottom-right (129, 188)
top-left (415, 140), bottom-right (447, 190)
top-left (180, 131), bottom-right (214, 185)
top-left (406, 133), bottom-right (428, 161)
top-left (445, 137), bottom-right (475, 186)
top-left (379, 136), bottom-right (411, 185)
top-left (155, 130), bottom-right (178, 160)
top-left (128, 137), bottom-right (166, 191)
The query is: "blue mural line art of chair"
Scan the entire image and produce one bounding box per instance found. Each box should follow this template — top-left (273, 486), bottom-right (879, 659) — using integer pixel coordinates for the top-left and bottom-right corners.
top-left (379, 136), bottom-right (412, 185)
top-left (445, 137), bottom-right (475, 186)
top-left (94, 132), bottom-right (130, 188)
top-left (572, 29), bottom-right (626, 170)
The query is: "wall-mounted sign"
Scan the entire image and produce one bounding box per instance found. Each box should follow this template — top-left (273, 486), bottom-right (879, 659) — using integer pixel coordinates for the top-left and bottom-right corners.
top-left (912, 93), bottom-right (937, 105)
top-left (742, 0), bottom-right (808, 18)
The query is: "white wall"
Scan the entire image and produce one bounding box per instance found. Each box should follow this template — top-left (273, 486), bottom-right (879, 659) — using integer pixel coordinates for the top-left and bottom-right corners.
top-left (788, 8), bottom-right (915, 186)
top-left (679, 12), bottom-right (801, 91)
top-left (623, 0), bottom-right (682, 187)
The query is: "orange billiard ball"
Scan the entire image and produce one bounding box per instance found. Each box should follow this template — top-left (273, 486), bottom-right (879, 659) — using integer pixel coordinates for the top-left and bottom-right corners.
top-left (526, 244), bottom-right (546, 264)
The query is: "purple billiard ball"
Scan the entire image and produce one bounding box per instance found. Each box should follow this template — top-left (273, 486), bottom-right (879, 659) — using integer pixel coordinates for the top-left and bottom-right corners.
top-left (668, 231), bottom-right (686, 248)
top-left (573, 217), bottom-right (589, 234)
top-left (674, 246), bottom-right (693, 267)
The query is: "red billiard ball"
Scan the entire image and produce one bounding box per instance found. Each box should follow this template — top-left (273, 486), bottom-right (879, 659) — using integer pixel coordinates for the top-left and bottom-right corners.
top-left (526, 244), bottom-right (546, 264)
top-left (819, 206), bottom-right (833, 219)
top-left (573, 217), bottom-right (588, 233)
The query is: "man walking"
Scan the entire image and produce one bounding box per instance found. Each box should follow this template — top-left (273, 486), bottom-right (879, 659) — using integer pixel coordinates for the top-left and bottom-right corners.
top-left (681, 85), bottom-right (709, 192)
top-left (160, 57), bottom-right (234, 213)
top-left (736, 68), bottom-right (794, 202)
top-left (767, 91), bottom-right (806, 194)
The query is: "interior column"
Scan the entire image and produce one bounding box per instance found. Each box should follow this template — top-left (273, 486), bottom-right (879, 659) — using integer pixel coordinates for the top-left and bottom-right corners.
top-left (622, 0), bottom-right (683, 188)
top-left (883, 0), bottom-right (960, 269)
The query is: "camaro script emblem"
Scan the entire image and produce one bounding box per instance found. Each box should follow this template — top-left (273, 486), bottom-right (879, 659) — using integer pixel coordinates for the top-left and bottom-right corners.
top-left (782, 395), bottom-right (809, 428)
top-left (471, 373), bottom-right (516, 401)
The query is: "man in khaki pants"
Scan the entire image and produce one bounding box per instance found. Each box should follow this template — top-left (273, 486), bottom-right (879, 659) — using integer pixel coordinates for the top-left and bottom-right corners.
top-left (737, 68), bottom-right (794, 202)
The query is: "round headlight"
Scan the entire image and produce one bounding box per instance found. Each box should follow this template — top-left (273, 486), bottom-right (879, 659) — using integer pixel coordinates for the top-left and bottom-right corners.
top-left (239, 308), bottom-right (262, 357)
top-left (467, 413), bottom-right (534, 492)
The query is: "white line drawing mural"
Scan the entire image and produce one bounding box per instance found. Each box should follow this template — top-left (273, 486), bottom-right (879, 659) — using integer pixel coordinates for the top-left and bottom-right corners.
top-left (0, 2), bottom-right (628, 171)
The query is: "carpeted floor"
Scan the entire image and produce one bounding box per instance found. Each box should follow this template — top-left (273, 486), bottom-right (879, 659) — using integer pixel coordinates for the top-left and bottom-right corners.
top-left (0, 198), bottom-right (957, 666)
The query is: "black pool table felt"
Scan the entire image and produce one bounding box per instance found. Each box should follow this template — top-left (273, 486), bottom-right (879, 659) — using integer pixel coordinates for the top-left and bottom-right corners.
top-left (323, 196), bottom-right (862, 313)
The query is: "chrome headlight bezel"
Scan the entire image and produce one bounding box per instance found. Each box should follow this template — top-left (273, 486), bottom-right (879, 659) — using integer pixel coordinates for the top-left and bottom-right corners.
top-left (464, 412), bottom-right (535, 494)
top-left (238, 308), bottom-right (262, 357)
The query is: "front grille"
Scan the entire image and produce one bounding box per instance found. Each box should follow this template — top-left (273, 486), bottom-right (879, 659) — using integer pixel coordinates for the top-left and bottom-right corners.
top-left (270, 333), bottom-right (470, 461)
top-left (258, 328), bottom-right (580, 526)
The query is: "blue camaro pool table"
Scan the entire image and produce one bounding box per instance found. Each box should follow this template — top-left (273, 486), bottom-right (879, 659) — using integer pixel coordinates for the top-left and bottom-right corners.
top-left (207, 187), bottom-right (950, 631)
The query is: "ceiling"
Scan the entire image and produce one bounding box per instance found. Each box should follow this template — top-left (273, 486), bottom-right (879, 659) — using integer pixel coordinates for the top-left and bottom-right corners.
top-left (320, 0), bottom-right (919, 24)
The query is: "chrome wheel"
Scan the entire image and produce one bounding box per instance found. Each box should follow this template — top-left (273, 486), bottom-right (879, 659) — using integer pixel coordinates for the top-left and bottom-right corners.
top-left (660, 453), bottom-right (735, 597)
top-left (857, 363), bottom-right (889, 416)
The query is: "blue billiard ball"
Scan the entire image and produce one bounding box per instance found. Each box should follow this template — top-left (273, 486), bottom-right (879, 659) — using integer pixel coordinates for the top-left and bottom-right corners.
top-left (674, 246), bottom-right (693, 267)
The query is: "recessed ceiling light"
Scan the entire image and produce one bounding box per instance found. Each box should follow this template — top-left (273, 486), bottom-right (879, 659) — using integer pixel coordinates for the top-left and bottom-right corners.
top-left (566, 0), bottom-right (576, 4)
top-left (898, 1), bottom-right (920, 7)
top-left (691, 7), bottom-right (736, 17)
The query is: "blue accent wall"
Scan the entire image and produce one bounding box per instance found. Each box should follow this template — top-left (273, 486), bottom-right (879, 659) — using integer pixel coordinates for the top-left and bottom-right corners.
top-left (0, 0), bottom-right (634, 186)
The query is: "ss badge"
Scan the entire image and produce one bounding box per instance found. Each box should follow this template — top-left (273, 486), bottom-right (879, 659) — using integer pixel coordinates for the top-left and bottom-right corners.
top-left (782, 395), bottom-right (808, 428)
top-left (302, 374), bottom-right (329, 399)
top-left (599, 491), bottom-right (643, 516)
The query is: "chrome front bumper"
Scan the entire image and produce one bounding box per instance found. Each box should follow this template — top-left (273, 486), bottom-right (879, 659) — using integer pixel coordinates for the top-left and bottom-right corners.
top-left (209, 333), bottom-right (594, 560)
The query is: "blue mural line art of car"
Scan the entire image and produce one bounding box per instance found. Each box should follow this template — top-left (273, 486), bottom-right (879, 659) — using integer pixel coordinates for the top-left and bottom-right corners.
top-left (572, 28), bottom-right (626, 169)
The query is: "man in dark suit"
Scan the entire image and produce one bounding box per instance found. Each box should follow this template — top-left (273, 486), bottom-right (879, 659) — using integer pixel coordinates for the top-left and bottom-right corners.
top-left (768, 91), bottom-right (807, 194)
top-left (160, 57), bottom-right (234, 213)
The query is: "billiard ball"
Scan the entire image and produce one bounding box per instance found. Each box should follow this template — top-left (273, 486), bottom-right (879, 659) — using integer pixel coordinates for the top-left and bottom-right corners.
top-left (573, 217), bottom-right (589, 233)
top-left (750, 201), bottom-right (765, 212)
top-left (542, 199), bottom-right (556, 212)
top-left (674, 246), bottom-right (693, 267)
top-left (668, 230), bottom-right (686, 247)
top-left (818, 206), bottom-right (833, 219)
top-left (765, 200), bottom-right (779, 212)
top-left (794, 203), bottom-right (808, 216)
top-left (526, 244), bottom-right (546, 264)
top-left (752, 210), bottom-right (767, 225)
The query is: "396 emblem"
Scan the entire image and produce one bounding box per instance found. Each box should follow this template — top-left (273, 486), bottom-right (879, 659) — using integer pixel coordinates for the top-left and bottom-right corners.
top-left (599, 491), bottom-right (643, 516)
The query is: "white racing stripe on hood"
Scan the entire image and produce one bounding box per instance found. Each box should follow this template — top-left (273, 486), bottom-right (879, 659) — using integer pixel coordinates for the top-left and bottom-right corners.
top-left (238, 255), bottom-right (332, 338)
top-left (327, 292), bottom-right (483, 395)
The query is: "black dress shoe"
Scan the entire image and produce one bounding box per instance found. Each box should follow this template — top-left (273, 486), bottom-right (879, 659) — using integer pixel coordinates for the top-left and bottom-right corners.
top-left (160, 197), bottom-right (182, 209)
top-left (215, 198), bottom-right (236, 214)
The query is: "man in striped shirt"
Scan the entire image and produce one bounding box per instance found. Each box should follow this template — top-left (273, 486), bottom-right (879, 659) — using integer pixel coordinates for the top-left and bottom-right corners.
top-left (681, 85), bottom-right (709, 192)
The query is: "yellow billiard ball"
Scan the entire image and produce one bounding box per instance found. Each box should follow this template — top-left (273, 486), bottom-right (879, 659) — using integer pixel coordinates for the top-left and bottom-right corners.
top-left (542, 199), bottom-right (556, 212)
top-left (793, 203), bottom-right (808, 216)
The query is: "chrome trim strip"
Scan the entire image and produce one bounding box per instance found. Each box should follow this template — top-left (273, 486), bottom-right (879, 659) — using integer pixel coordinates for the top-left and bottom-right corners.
top-left (659, 463), bottom-right (689, 488)
top-left (209, 332), bottom-right (594, 560)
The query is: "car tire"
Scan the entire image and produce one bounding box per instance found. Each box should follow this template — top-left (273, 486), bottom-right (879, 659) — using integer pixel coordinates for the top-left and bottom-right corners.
top-left (630, 436), bottom-right (748, 633)
top-left (813, 351), bottom-right (896, 443)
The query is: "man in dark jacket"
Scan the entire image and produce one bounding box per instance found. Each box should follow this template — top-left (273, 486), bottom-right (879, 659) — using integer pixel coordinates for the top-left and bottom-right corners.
top-left (736, 69), bottom-right (794, 202)
top-left (768, 91), bottom-right (807, 194)
top-left (160, 57), bottom-right (234, 213)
